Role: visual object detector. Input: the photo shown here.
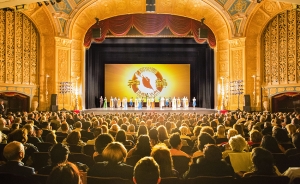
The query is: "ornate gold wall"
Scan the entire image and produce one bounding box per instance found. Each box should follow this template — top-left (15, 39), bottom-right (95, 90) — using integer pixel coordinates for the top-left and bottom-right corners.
top-left (261, 9), bottom-right (300, 109)
top-left (0, 9), bottom-right (39, 103)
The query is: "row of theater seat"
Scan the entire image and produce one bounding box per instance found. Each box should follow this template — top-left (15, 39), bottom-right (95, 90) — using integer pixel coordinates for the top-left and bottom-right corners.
top-left (0, 173), bottom-right (295, 184)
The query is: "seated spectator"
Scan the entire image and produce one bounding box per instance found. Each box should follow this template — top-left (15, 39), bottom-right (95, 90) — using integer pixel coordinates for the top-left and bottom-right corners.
top-left (128, 135), bottom-right (151, 158)
top-left (262, 122), bottom-right (273, 136)
top-left (248, 130), bottom-right (263, 151)
top-left (0, 141), bottom-right (35, 176)
top-left (47, 162), bottom-right (82, 184)
top-left (149, 128), bottom-right (159, 147)
top-left (7, 129), bottom-right (38, 165)
top-left (157, 125), bottom-right (168, 143)
top-left (286, 124), bottom-right (297, 139)
top-left (80, 121), bottom-right (94, 140)
top-left (50, 115), bottom-right (61, 131)
top-left (214, 125), bottom-right (227, 139)
top-left (184, 144), bottom-right (234, 178)
top-left (23, 123), bottom-right (42, 146)
top-left (115, 129), bottom-right (135, 146)
top-left (151, 143), bottom-right (178, 177)
top-left (63, 131), bottom-right (86, 147)
top-left (41, 121), bottom-right (52, 138)
top-left (56, 122), bottom-right (71, 136)
top-left (10, 123), bottom-right (19, 132)
top-left (133, 157), bottom-right (161, 184)
top-left (285, 133), bottom-right (300, 157)
top-left (243, 147), bottom-right (278, 177)
top-left (87, 127), bottom-right (102, 145)
top-left (45, 131), bottom-right (58, 145)
top-left (93, 133), bottom-right (114, 161)
top-left (88, 142), bottom-right (133, 179)
top-left (169, 132), bottom-right (191, 159)
top-left (273, 127), bottom-right (294, 151)
top-left (192, 132), bottom-right (215, 161)
top-left (224, 135), bottom-right (252, 173)
top-left (261, 135), bottom-right (284, 153)
top-left (0, 118), bottom-right (10, 131)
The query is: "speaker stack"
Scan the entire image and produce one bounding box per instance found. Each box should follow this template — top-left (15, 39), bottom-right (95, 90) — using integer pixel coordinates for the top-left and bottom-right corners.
top-left (50, 94), bottom-right (58, 112)
top-left (243, 94), bottom-right (251, 112)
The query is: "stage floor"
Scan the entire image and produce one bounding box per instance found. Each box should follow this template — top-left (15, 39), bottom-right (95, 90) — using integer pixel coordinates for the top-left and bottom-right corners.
top-left (83, 107), bottom-right (217, 114)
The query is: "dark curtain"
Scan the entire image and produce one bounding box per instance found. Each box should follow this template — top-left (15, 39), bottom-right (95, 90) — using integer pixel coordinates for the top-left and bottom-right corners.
top-left (85, 38), bottom-right (214, 109)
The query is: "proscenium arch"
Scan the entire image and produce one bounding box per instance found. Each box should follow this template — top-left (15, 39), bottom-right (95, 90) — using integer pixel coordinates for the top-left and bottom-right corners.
top-left (69, 0), bottom-right (232, 42)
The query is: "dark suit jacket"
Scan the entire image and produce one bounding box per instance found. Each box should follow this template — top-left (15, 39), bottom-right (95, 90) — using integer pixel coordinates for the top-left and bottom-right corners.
top-left (0, 161), bottom-right (35, 176)
top-left (88, 161), bottom-right (133, 180)
top-left (80, 130), bottom-right (94, 140)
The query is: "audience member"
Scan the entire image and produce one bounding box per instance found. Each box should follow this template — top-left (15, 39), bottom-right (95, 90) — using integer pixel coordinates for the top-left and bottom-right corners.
top-left (133, 156), bottom-right (161, 184)
top-left (47, 162), bottom-right (82, 184)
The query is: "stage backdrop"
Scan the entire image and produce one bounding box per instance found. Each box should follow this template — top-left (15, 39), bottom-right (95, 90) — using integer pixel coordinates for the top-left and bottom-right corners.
top-left (85, 38), bottom-right (214, 109)
top-left (105, 64), bottom-right (190, 100)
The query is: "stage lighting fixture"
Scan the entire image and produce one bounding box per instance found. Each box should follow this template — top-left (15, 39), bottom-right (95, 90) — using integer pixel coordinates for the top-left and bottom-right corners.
top-left (37, 2), bottom-right (43, 6)
top-left (50, 0), bottom-right (55, 5)
top-left (44, 1), bottom-right (49, 6)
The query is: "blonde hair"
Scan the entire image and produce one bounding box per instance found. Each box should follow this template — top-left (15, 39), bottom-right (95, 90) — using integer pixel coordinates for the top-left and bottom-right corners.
top-left (102, 142), bottom-right (127, 163)
top-left (229, 135), bottom-right (247, 152)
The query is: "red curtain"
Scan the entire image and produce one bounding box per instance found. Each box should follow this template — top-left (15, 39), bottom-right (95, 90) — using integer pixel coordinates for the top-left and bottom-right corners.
top-left (84, 14), bottom-right (216, 48)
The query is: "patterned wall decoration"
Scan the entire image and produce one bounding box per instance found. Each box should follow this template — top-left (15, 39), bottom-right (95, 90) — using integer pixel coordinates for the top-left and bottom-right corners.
top-left (228, 0), bottom-right (251, 16)
top-left (0, 10), bottom-right (38, 85)
top-left (263, 9), bottom-right (299, 85)
top-left (234, 19), bottom-right (242, 34)
top-left (59, 18), bottom-right (67, 32)
top-left (53, 0), bottom-right (72, 14)
top-left (216, 0), bottom-right (228, 6)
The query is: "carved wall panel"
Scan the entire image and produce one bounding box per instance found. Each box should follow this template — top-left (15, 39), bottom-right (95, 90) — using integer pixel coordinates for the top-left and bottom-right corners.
top-left (0, 10), bottom-right (38, 85)
top-left (263, 10), bottom-right (299, 85)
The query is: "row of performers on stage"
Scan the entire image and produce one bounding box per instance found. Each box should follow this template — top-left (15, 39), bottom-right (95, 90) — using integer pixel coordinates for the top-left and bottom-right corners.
top-left (99, 96), bottom-right (197, 109)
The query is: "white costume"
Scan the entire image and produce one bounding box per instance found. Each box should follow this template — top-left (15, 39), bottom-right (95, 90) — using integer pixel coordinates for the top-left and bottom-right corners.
top-left (160, 97), bottom-right (165, 109)
top-left (172, 97), bottom-right (177, 109)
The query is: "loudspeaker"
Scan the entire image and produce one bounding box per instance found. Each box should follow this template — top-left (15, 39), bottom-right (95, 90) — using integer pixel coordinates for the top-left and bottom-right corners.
top-left (50, 105), bottom-right (58, 112)
top-left (51, 94), bottom-right (57, 106)
top-left (92, 29), bottom-right (101, 38)
top-left (243, 106), bottom-right (251, 112)
top-left (244, 94), bottom-right (250, 106)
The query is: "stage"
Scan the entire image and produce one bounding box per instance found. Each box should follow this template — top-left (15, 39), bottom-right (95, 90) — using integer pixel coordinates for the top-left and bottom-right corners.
top-left (83, 107), bottom-right (218, 114)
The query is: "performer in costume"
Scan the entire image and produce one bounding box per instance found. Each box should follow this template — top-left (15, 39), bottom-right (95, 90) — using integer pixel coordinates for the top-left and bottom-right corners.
top-left (172, 97), bottom-right (176, 109)
top-left (117, 97), bottom-right (121, 108)
top-left (135, 97), bottom-right (138, 108)
top-left (110, 96), bottom-right (113, 108)
top-left (192, 97), bottom-right (196, 107)
top-left (165, 97), bottom-right (169, 107)
top-left (114, 97), bottom-right (118, 108)
top-left (103, 97), bottom-right (107, 108)
top-left (146, 95), bottom-right (151, 109)
top-left (124, 97), bottom-right (128, 109)
top-left (177, 97), bottom-right (181, 108)
top-left (185, 97), bottom-right (189, 108)
top-left (160, 97), bottom-right (165, 109)
top-left (99, 96), bottom-right (103, 108)
top-left (169, 97), bottom-right (172, 107)
top-left (138, 98), bottom-right (142, 109)
top-left (130, 97), bottom-right (133, 107)
top-left (151, 96), bottom-right (155, 109)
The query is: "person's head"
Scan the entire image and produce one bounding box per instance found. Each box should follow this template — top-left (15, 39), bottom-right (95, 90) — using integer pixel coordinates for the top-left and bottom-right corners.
top-left (135, 135), bottom-right (151, 156)
top-left (102, 142), bottom-right (127, 163)
top-left (47, 162), bottom-right (82, 184)
top-left (251, 147), bottom-right (275, 174)
top-left (200, 126), bottom-right (214, 136)
top-left (272, 128), bottom-right (290, 143)
top-left (46, 131), bottom-right (58, 144)
top-left (7, 129), bottom-right (28, 143)
top-left (115, 129), bottom-right (127, 143)
top-left (151, 144), bottom-right (173, 177)
top-left (216, 125), bottom-right (225, 136)
top-left (60, 123), bottom-right (69, 132)
top-left (250, 130), bottom-right (263, 143)
top-left (203, 144), bottom-right (222, 162)
top-left (286, 124), bottom-right (297, 136)
top-left (169, 133), bottom-right (181, 149)
top-left (198, 132), bottom-right (216, 151)
top-left (42, 121), bottom-right (50, 129)
top-left (94, 133), bottom-right (114, 153)
top-left (66, 131), bottom-right (81, 145)
top-left (260, 135), bottom-right (282, 153)
top-left (233, 123), bottom-right (244, 136)
top-left (23, 124), bottom-right (34, 135)
top-left (292, 133), bottom-right (300, 149)
top-left (229, 134), bottom-right (247, 152)
top-left (193, 126), bottom-right (202, 137)
top-left (149, 128), bottom-right (158, 141)
top-left (227, 129), bottom-right (238, 139)
top-left (133, 157), bottom-right (161, 184)
top-left (157, 125), bottom-right (169, 142)
top-left (179, 126), bottom-right (189, 136)
top-left (93, 127), bottom-right (102, 138)
top-left (3, 141), bottom-right (25, 161)
top-left (74, 121), bottom-right (82, 129)
top-left (49, 143), bottom-right (70, 165)
top-left (137, 125), bottom-right (148, 137)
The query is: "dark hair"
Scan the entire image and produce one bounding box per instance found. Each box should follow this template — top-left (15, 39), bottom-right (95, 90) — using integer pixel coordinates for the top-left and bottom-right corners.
top-left (251, 147), bottom-right (275, 175)
top-left (250, 131), bottom-right (263, 143)
top-left (94, 133), bottom-right (114, 153)
top-left (151, 144), bottom-right (173, 177)
top-left (149, 128), bottom-right (158, 142)
top-left (82, 121), bottom-right (91, 130)
top-left (260, 135), bottom-right (282, 153)
top-left (7, 129), bottom-right (27, 143)
top-left (47, 162), bottom-right (82, 184)
top-left (273, 128), bottom-right (290, 143)
top-left (134, 157), bottom-right (160, 184)
top-left (198, 132), bottom-right (216, 151)
top-left (115, 129), bottom-right (127, 143)
top-left (66, 131), bottom-right (81, 145)
top-left (134, 135), bottom-right (151, 157)
top-left (137, 125), bottom-right (148, 137)
top-left (292, 133), bottom-right (300, 148)
top-left (49, 143), bottom-right (70, 165)
top-left (203, 144), bottom-right (222, 162)
top-left (169, 133), bottom-right (181, 149)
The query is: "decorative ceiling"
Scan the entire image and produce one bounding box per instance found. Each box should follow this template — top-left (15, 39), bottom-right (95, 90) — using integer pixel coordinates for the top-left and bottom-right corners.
top-left (0, 0), bottom-right (298, 37)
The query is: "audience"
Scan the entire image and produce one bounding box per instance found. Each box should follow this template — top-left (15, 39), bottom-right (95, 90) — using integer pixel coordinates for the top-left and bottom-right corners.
top-left (47, 162), bottom-right (82, 184)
